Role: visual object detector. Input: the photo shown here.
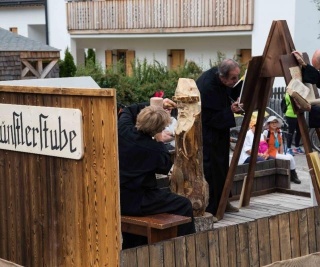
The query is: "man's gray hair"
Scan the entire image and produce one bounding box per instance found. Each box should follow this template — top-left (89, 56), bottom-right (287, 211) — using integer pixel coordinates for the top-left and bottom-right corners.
top-left (218, 59), bottom-right (240, 78)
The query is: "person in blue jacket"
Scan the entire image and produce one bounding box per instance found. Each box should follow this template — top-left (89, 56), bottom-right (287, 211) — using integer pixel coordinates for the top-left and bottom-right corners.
top-left (118, 99), bottom-right (195, 249)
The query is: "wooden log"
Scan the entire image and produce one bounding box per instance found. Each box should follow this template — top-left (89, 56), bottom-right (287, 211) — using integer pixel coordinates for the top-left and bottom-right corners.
top-left (170, 78), bottom-right (209, 217)
top-left (194, 212), bottom-right (215, 232)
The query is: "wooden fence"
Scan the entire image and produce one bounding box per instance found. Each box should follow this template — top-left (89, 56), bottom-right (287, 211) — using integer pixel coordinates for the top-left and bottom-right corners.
top-left (120, 206), bottom-right (320, 267)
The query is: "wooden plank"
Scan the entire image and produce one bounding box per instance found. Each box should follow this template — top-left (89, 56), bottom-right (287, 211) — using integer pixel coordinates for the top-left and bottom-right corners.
top-left (163, 240), bottom-right (175, 267)
top-left (269, 215), bottom-right (281, 263)
top-left (136, 246), bottom-right (149, 267)
top-left (0, 85), bottom-right (115, 97)
top-left (120, 248), bottom-right (138, 267)
top-left (314, 206), bottom-right (320, 252)
top-left (227, 225), bottom-right (237, 267)
top-left (278, 213), bottom-right (292, 261)
top-left (174, 237), bottom-right (186, 267)
top-left (248, 221), bottom-right (259, 266)
top-left (149, 243), bottom-right (163, 267)
top-left (298, 209), bottom-right (310, 256)
top-left (236, 223), bottom-right (249, 267)
top-left (289, 211), bottom-right (301, 259)
top-left (185, 235), bottom-right (196, 267)
top-left (307, 207), bottom-right (317, 254)
top-left (257, 218), bottom-right (271, 266)
top-left (195, 232), bottom-right (209, 267)
top-left (218, 227), bottom-right (229, 266)
top-left (121, 214), bottom-right (191, 230)
top-left (208, 230), bottom-right (220, 267)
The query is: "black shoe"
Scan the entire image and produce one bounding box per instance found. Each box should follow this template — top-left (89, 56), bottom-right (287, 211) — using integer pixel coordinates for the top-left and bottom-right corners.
top-left (291, 176), bottom-right (301, 184)
top-left (225, 201), bottom-right (239, 212)
top-left (290, 170), bottom-right (301, 184)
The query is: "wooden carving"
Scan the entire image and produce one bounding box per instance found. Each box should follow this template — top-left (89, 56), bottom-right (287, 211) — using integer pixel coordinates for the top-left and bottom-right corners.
top-left (170, 78), bottom-right (209, 217)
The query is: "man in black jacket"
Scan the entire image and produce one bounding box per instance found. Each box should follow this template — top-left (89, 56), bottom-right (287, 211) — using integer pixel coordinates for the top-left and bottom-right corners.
top-left (118, 99), bottom-right (195, 249)
top-left (292, 50), bottom-right (320, 127)
top-left (196, 59), bottom-right (243, 218)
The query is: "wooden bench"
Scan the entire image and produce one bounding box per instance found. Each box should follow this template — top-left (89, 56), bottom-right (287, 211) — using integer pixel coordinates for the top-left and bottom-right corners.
top-left (121, 213), bottom-right (191, 244)
top-left (231, 159), bottom-right (291, 199)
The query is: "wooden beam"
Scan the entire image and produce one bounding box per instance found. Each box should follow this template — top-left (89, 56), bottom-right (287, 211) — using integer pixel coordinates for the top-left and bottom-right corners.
top-left (21, 60), bottom-right (40, 78)
top-left (40, 59), bottom-right (58, 78)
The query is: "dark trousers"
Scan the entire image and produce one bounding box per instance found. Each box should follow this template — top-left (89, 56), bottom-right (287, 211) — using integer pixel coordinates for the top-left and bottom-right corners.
top-left (243, 156), bottom-right (274, 164)
top-left (122, 189), bottom-right (195, 249)
top-left (203, 133), bottom-right (230, 216)
top-left (309, 105), bottom-right (320, 128)
top-left (286, 116), bottom-right (301, 148)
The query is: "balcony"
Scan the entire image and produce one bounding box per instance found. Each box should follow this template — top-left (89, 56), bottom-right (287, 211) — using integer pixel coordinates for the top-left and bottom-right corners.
top-left (66, 0), bottom-right (254, 34)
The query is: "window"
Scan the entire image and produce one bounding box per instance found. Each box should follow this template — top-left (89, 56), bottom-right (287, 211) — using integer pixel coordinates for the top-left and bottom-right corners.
top-left (105, 49), bottom-right (135, 76)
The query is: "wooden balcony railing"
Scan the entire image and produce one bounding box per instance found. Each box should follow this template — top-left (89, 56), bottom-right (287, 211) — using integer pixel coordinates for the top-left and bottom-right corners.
top-left (66, 0), bottom-right (254, 34)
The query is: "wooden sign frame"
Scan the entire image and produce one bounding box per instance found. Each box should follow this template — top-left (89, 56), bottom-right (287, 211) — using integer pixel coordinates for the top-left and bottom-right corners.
top-left (216, 20), bottom-right (320, 220)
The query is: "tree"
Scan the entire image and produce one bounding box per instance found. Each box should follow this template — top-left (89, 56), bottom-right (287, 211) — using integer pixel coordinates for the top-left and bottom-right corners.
top-left (59, 47), bottom-right (77, 77)
top-left (86, 48), bottom-right (96, 65)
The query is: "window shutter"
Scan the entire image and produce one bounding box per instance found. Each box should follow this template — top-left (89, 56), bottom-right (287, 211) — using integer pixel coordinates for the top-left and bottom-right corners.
top-left (126, 50), bottom-right (135, 76)
top-left (105, 50), bottom-right (113, 70)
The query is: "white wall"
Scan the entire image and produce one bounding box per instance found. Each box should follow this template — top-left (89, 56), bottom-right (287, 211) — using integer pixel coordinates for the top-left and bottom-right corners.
top-left (252, 0), bottom-right (296, 56)
top-left (253, 0), bottom-right (320, 86)
top-left (47, 0), bottom-right (70, 56)
top-left (294, 0), bottom-right (320, 59)
top-left (0, 6), bottom-right (45, 41)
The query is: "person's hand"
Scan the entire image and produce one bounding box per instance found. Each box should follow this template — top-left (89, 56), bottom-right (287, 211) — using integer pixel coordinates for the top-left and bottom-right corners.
top-left (231, 100), bottom-right (243, 113)
top-left (162, 130), bottom-right (174, 142)
top-left (163, 98), bottom-right (177, 110)
top-left (153, 132), bottom-right (164, 142)
top-left (292, 51), bottom-right (307, 67)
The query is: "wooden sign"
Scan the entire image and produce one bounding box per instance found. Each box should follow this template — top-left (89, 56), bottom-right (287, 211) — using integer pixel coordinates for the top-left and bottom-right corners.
top-left (0, 85), bottom-right (120, 266)
top-left (0, 104), bottom-right (83, 159)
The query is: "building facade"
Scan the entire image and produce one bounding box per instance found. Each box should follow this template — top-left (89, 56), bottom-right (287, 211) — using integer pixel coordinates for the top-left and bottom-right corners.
top-left (0, 0), bottom-right (320, 85)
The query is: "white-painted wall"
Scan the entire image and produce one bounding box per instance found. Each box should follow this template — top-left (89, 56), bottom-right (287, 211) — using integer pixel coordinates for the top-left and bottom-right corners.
top-left (47, 0), bottom-right (71, 56)
top-left (0, 6), bottom-right (45, 42)
top-left (253, 0), bottom-right (320, 86)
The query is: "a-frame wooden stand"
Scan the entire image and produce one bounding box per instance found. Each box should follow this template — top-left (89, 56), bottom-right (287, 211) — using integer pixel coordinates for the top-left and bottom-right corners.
top-left (216, 20), bottom-right (320, 220)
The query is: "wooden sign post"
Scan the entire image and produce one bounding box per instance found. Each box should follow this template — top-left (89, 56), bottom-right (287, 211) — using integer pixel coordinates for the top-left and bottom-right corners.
top-left (216, 20), bottom-right (320, 220)
top-left (0, 85), bottom-right (121, 266)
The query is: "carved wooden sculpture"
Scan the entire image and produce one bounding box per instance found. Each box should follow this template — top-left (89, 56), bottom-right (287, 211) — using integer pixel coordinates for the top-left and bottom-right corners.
top-left (170, 78), bottom-right (209, 217)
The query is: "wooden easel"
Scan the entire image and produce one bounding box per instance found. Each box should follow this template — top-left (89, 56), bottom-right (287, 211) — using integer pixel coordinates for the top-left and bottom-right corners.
top-left (216, 20), bottom-right (320, 220)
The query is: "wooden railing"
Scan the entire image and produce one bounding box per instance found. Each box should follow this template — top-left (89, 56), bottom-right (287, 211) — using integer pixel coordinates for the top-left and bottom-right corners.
top-left (66, 0), bottom-right (254, 34)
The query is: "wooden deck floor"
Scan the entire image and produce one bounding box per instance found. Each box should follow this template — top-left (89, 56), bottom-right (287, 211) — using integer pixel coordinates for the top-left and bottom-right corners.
top-left (215, 192), bottom-right (314, 228)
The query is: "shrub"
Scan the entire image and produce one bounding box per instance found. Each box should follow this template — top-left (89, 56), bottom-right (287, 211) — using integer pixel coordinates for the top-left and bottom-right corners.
top-left (59, 47), bottom-right (77, 77)
top-left (75, 59), bottom-right (104, 84)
